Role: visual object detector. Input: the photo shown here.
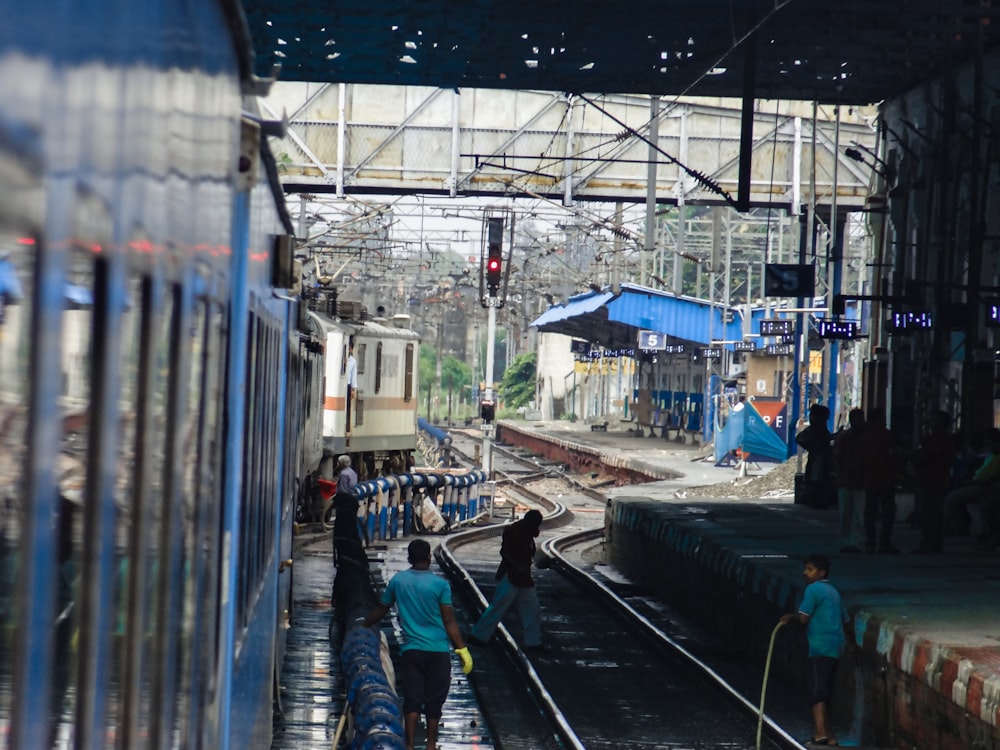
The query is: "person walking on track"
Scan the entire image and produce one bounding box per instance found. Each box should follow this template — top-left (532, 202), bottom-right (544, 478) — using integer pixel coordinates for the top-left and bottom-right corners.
top-left (362, 539), bottom-right (473, 750)
top-left (466, 509), bottom-right (548, 652)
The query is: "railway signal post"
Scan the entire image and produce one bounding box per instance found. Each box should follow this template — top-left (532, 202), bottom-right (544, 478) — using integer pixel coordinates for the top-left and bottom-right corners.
top-left (479, 211), bottom-right (513, 486)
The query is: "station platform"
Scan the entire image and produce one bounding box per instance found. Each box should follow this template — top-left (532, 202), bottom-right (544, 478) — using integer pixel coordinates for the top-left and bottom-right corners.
top-left (497, 419), bottom-right (1000, 750)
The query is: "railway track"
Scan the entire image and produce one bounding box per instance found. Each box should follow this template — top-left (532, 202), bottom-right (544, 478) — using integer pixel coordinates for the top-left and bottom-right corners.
top-left (435, 430), bottom-right (810, 750)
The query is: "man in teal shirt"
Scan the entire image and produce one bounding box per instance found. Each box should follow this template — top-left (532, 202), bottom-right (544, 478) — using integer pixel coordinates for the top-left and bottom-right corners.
top-left (364, 539), bottom-right (472, 750)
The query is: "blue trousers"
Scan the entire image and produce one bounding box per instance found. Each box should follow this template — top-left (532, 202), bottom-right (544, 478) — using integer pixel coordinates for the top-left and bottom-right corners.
top-left (470, 575), bottom-right (542, 647)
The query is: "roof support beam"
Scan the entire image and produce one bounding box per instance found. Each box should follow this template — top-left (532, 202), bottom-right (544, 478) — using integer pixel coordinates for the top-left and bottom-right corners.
top-left (737, 32), bottom-right (758, 212)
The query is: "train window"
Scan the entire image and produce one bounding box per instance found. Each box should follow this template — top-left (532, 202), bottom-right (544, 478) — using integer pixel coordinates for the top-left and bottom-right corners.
top-left (375, 342), bottom-right (383, 393)
top-left (171, 293), bottom-right (209, 742)
top-left (49, 222), bottom-right (105, 743)
top-left (357, 342), bottom-right (367, 374)
top-left (0, 227), bottom-right (34, 739)
top-left (239, 313), bottom-right (260, 629)
top-left (134, 283), bottom-right (178, 746)
top-left (404, 343), bottom-right (415, 401)
top-left (107, 268), bottom-right (144, 742)
top-left (197, 301), bottom-right (226, 733)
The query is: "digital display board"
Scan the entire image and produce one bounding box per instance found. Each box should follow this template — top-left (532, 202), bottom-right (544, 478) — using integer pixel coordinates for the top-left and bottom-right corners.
top-left (765, 343), bottom-right (795, 356)
top-left (889, 311), bottom-right (933, 333)
top-left (700, 347), bottom-right (722, 360)
top-left (734, 341), bottom-right (757, 352)
top-left (817, 320), bottom-right (859, 340)
top-left (663, 344), bottom-right (686, 354)
top-left (985, 301), bottom-right (1000, 328)
top-left (760, 319), bottom-right (792, 336)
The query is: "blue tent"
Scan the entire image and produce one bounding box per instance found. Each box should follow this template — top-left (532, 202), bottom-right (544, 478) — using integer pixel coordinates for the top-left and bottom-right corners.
top-left (714, 401), bottom-right (788, 464)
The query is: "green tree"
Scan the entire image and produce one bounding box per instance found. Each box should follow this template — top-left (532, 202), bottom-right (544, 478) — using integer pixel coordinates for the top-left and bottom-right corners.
top-left (478, 327), bottom-right (507, 383)
top-left (419, 343), bottom-right (437, 386)
top-left (499, 352), bottom-right (537, 409)
top-left (440, 354), bottom-right (472, 398)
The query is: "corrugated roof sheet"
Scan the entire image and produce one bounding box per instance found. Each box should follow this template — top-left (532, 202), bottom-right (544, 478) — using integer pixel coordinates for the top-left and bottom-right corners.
top-left (531, 290), bottom-right (615, 328)
top-left (609, 283), bottom-right (746, 345)
top-left (531, 284), bottom-right (758, 348)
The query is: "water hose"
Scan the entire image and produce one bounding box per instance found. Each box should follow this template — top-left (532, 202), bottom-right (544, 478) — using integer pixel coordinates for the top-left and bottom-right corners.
top-left (330, 703), bottom-right (349, 749)
top-left (757, 620), bottom-right (786, 750)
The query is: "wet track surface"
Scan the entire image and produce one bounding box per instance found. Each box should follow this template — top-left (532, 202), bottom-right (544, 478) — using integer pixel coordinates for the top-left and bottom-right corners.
top-left (273, 431), bottom-right (818, 750)
top-left (449, 529), bottom-right (799, 750)
top-left (270, 535), bottom-right (344, 749)
top-left (272, 532), bottom-right (495, 750)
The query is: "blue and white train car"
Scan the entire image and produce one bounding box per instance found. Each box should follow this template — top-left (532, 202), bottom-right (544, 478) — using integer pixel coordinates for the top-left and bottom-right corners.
top-left (0, 3), bottom-right (309, 748)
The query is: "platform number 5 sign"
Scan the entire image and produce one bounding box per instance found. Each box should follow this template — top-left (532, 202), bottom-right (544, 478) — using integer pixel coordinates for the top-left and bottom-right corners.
top-left (764, 264), bottom-right (814, 298)
top-left (638, 330), bottom-right (667, 350)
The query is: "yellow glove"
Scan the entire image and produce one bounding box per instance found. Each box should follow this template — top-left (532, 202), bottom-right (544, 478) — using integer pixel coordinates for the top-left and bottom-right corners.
top-left (455, 646), bottom-right (473, 674)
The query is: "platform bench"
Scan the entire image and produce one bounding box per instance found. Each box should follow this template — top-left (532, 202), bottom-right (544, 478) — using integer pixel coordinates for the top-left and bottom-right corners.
top-left (590, 421), bottom-right (609, 432)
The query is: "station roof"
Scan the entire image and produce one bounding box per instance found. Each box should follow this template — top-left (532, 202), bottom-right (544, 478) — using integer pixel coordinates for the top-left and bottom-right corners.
top-left (530, 283), bottom-right (754, 350)
top-left (241, 1), bottom-right (1000, 105)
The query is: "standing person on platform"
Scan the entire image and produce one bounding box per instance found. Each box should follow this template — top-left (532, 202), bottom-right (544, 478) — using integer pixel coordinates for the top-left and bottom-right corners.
top-left (466, 509), bottom-right (547, 652)
top-left (336, 454), bottom-right (358, 493)
top-left (362, 539), bottom-right (473, 750)
top-left (780, 553), bottom-right (853, 747)
top-left (346, 342), bottom-right (357, 434)
top-left (913, 410), bottom-right (955, 554)
top-left (832, 408), bottom-right (866, 553)
top-left (944, 427), bottom-right (1000, 548)
top-left (859, 408), bottom-right (900, 553)
top-left (796, 404), bottom-right (834, 509)
top-left (336, 454), bottom-right (362, 542)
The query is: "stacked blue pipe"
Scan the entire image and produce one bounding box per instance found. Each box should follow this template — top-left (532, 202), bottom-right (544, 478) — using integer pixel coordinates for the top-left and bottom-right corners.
top-left (352, 469), bottom-right (487, 538)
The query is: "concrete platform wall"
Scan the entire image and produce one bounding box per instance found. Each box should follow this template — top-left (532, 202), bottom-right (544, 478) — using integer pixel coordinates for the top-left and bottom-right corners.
top-left (606, 498), bottom-right (1000, 750)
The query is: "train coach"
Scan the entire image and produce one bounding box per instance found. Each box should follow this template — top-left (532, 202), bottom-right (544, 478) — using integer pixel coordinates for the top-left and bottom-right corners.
top-left (0, 3), bottom-right (319, 749)
top-left (306, 308), bottom-right (421, 481)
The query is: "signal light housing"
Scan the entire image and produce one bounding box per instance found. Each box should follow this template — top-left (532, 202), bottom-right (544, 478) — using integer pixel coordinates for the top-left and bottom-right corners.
top-left (485, 217), bottom-right (504, 296)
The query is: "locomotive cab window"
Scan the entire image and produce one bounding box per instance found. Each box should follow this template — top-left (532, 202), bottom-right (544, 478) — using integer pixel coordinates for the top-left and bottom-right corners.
top-left (404, 343), bottom-right (414, 402)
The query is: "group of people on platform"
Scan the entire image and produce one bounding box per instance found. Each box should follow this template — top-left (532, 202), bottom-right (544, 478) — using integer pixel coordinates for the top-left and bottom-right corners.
top-left (796, 403), bottom-right (1000, 554)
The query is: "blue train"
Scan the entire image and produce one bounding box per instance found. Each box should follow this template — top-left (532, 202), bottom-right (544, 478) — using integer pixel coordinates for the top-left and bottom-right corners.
top-left (0, 3), bottom-right (318, 748)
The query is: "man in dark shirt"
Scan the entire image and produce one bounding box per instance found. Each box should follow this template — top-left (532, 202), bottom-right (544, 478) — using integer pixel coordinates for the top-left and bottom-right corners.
top-left (466, 510), bottom-right (546, 651)
top-left (796, 403), bottom-right (834, 508)
top-left (859, 408), bottom-right (899, 553)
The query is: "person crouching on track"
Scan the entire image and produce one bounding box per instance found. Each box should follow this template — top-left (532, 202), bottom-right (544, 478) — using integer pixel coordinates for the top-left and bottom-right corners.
top-left (779, 553), bottom-right (854, 747)
top-left (466, 509), bottom-right (547, 652)
top-left (362, 539), bottom-right (473, 750)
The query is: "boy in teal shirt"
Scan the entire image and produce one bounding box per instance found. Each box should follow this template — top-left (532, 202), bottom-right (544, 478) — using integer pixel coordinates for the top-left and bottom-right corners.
top-left (780, 553), bottom-right (853, 746)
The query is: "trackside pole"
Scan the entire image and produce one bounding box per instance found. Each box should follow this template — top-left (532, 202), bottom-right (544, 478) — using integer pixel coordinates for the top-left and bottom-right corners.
top-left (482, 300), bottom-right (497, 483)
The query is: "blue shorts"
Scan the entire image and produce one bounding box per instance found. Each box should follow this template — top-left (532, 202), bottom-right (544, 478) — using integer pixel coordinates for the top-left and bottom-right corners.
top-left (807, 656), bottom-right (839, 706)
top-left (399, 650), bottom-right (451, 718)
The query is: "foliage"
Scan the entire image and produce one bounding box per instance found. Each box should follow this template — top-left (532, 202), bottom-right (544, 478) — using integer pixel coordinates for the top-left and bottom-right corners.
top-left (440, 355), bottom-right (472, 396)
top-left (479, 327), bottom-right (507, 383)
top-left (499, 352), bottom-right (537, 409)
top-left (418, 343), bottom-right (437, 388)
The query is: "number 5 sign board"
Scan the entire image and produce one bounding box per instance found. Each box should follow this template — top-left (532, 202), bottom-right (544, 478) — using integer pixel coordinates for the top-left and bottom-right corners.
top-left (638, 330), bottom-right (667, 350)
top-left (764, 264), bottom-right (814, 298)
